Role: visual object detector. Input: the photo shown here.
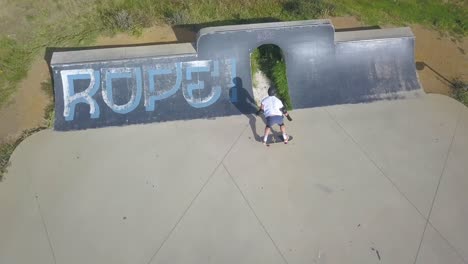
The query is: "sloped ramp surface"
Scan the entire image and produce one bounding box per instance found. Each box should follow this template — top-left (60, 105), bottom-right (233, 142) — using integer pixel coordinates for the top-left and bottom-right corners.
top-left (50, 20), bottom-right (421, 130)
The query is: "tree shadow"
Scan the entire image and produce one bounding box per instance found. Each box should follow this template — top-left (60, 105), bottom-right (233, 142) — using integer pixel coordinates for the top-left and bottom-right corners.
top-left (335, 25), bottom-right (381, 32)
top-left (416, 61), bottom-right (455, 86)
top-left (230, 77), bottom-right (264, 142)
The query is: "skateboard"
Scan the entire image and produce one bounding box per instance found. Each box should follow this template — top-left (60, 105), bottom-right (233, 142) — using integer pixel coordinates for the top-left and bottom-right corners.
top-left (266, 134), bottom-right (293, 145)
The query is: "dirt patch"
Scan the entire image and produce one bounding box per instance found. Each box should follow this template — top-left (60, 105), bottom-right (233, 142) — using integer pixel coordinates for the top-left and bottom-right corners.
top-left (96, 24), bottom-right (196, 46)
top-left (252, 71), bottom-right (271, 106)
top-left (412, 25), bottom-right (468, 95)
top-left (0, 58), bottom-right (50, 141)
top-left (329, 16), bottom-right (363, 29)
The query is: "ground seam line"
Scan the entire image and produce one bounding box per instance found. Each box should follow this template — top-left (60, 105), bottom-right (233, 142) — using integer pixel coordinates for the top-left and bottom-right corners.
top-left (325, 107), bottom-right (465, 263)
top-left (428, 222), bottom-right (468, 264)
top-left (413, 107), bottom-right (463, 264)
top-left (223, 163), bottom-right (290, 264)
top-left (35, 194), bottom-right (57, 264)
top-left (324, 108), bottom-right (426, 219)
top-left (145, 124), bottom-right (249, 264)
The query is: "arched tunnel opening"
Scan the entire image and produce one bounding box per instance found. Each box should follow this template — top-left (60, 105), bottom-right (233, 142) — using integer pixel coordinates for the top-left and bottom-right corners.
top-left (250, 44), bottom-right (292, 110)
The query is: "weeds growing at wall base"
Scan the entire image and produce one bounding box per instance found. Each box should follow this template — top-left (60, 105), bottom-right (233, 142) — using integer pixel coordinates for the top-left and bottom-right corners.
top-left (451, 78), bottom-right (468, 107)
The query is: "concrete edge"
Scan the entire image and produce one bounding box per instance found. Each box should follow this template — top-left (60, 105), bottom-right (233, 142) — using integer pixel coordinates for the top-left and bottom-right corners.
top-left (197, 19), bottom-right (332, 37)
top-left (335, 27), bottom-right (414, 43)
top-left (50, 43), bottom-right (197, 65)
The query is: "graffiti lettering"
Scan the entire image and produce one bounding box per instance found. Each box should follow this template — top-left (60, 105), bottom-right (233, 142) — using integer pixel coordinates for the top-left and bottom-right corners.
top-left (61, 69), bottom-right (100, 121)
top-left (183, 60), bottom-right (221, 108)
top-left (144, 62), bottom-right (183, 111)
top-left (102, 67), bottom-right (143, 114)
top-left (61, 58), bottom-right (237, 121)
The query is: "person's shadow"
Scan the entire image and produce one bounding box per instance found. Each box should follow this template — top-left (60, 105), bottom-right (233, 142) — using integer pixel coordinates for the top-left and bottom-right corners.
top-left (230, 77), bottom-right (264, 142)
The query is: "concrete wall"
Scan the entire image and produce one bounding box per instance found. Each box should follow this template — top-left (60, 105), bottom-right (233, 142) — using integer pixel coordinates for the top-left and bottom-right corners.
top-left (50, 19), bottom-right (421, 131)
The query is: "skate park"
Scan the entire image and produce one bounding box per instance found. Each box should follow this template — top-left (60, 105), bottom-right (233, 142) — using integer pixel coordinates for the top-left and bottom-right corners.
top-left (1, 19), bottom-right (468, 264)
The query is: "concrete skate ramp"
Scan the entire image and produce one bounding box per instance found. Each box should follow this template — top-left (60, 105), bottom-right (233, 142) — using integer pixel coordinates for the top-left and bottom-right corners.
top-left (50, 19), bottom-right (421, 131)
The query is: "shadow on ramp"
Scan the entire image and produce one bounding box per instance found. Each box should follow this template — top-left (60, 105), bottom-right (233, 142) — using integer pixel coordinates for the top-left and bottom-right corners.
top-left (230, 77), bottom-right (263, 142)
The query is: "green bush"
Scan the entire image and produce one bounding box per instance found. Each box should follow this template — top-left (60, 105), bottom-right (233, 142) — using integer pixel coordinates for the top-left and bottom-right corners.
top-left (283, 0), bottom-right (336, 19)
top-left (272, 60), bottom-right (292, 110)
top-left (451, 78), bottom-right (468, 107)
top-left (333, 0), bottom-right (467, 37)
top-left (41, 79), bottom-right (55, 128)
top-left (97, 1), bottom-right (153, 35)
top-left (0, 37), bottom-right (31, 105)
top-left (253, 44), bottom-right (292, 110)
top-left (0, 141), bottom-right (15, 181)
top-left (255, 45), bottom-right (283, 77)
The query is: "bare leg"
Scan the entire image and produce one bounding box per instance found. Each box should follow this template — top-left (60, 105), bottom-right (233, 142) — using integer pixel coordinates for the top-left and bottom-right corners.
top-left (280, 125), bottom-right (286, 134)
top-left (280, 125), bottom-right (288, 143)
top-left (263, 126), bottom-right (271, 145)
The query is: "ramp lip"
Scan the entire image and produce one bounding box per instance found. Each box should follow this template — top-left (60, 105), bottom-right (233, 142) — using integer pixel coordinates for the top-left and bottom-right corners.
top-left (198, 19), bottom-right (332, 37)
top-left (50, 43), bottom-right (197, 65)
top-left (335, 27), bottom-right (414, 43)
top-left (51, 53), bottom-right (196, 67)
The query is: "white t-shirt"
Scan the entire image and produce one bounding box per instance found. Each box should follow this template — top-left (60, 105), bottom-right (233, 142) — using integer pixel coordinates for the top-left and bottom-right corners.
top-left (261, 96), bottom-right (284, 117)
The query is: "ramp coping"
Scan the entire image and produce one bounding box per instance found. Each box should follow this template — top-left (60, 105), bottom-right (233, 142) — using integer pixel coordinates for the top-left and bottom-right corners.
top-left (51, 43), bottom-right (197, 65)
top-left (198, 19), bottom-right (332, 36)
top-left (335, 27), bottom-right (414, 43)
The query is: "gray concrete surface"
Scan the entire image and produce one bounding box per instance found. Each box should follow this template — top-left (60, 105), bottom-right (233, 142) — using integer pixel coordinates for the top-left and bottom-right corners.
top-left (1, 94), bottom-right (467, 264)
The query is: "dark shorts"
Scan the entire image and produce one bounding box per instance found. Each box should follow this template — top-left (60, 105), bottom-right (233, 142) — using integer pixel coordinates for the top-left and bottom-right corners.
top-left (266, 115), bottom-right (284, 127)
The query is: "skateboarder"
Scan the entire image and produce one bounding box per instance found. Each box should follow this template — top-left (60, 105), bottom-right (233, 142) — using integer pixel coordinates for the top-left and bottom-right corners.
top-left (256, 86), bottom-right (292, 146)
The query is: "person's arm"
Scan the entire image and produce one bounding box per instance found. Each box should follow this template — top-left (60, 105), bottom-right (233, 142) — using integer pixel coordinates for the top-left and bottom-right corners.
top-left (284, 110), bottom-right (292, 121)
top-left (276, 98), bottom-right (292, 121)
top-left (279, 103), bottom-right (292, 121)
top-left (256, 103), bottom-right (264, 116)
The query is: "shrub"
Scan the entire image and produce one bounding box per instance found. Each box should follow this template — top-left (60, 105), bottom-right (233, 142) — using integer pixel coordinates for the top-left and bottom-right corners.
top-left (41, 79), bottom-right (55, 128)
top-left (451, 78), bottom-right (468, 107)
top-left (252, 44), bottom-right (292, 110)
top-left (0, 37), bottom-right (31, 105)
top-left (0, 141), bottom-right (15, 181)
top-left (272, 60), bottom-right (292, 110)
top-left (283, 0), bottom-right (336, 19)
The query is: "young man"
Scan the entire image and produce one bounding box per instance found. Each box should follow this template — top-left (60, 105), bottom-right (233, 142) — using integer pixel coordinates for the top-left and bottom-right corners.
top-left (257, 86), bottom-right (292, 146)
